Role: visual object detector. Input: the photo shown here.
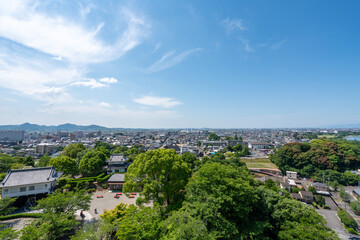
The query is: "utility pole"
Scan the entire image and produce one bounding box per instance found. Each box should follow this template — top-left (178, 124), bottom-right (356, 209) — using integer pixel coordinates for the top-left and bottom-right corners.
top-left (322, 172), bottom-right (325, 184)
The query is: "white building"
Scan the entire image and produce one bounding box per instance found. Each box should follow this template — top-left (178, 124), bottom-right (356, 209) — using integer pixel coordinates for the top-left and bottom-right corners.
top-left (248, 142), bottom-right (272, 150)
top-left (0, 167), bottom-right (62, 198)
top-left (35, 143), bottom-right (56, 155)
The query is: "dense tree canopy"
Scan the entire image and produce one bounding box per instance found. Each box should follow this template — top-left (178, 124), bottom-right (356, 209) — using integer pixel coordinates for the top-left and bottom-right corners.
top-left (61, 143), bottom-right (86, 159)
top-left (78, 150), bottom-right (107, 176)
top-left (123, 149), bottom-right (190, 211)
top-left (49, 156), bottom-right (77, 175)
top-left (270, 139), bottom-right (360, 184)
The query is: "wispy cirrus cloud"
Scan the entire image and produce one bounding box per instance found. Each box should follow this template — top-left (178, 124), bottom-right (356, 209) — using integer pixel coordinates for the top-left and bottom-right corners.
top-left (222, 17), bottom-right (247, 33)
top-left (147, 48), bottom-right (202, 72)
top-left (133, 96), bottom-right (183, 108)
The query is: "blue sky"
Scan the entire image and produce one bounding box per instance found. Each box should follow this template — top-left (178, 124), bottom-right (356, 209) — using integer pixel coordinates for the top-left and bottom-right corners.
top-left (0, 0), bottom-right (359, 128)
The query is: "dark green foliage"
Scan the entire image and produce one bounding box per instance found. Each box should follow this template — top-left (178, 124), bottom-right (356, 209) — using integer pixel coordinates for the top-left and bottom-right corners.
top-left (338, 209), bottom-right (358, 229)
top-left (0, 197), bottom-right (16, 216)
top-left (0, 213), bottom-right (41, 220)
top-left (36, 154), bottom-right (51, 167)
top-left (79, 150), bottom-right (107, 176)
top-left (350, 201), bottom-right (360, 215)
top-left (61, 143), bottom-right (86, 159)
top-left (0, 227), bottom-right (19, 240)
top-left (308, 186), bottom-right (317, 195)
top-left (340, 190), bottom-right (352, 203)
top-left (124, 149), bottom-right (190, 211)
top-left (49, 156), bottom-right (77, 175)
top-left (208, 133), bottom-right (220, 141)
top-left (23, 156), bottom-right (35, 167)
top-left (270, 139), bottom-right (360, 185)
top-left (315, 195), bottom-right (325, 207)
top-left (20, 190), bottom-right (91, 240)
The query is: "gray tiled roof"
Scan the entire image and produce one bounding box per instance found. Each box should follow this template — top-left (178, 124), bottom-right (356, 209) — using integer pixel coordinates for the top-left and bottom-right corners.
top-left (106, 154), bottom-right (127, 163)
top-left (0, 167), bottom-right (62, 188)
top-left (108, 174), bottom-right (125, 182)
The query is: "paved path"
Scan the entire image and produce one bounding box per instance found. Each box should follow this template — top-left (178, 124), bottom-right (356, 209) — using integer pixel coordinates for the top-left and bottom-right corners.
top-left (316, 209), bottom-right (348, 240)
top-left (89, 190), bottom-right (144, 218)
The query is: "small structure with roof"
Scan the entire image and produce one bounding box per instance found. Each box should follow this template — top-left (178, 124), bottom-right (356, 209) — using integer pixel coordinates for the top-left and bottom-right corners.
top-left (0, 166), bottom-right (62, 198)
top-left (299, 191), bottom-right (314, 203)
top-left (106, 154), bottom-right (130, 174)
top-left (107, 174), bottom-right (125, 191)
top-left (311, 182), bottom-right (327, 191)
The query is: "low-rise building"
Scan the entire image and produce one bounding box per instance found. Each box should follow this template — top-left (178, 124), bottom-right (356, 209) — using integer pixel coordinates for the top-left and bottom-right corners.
top-left (107, 174), bottom-right (125, 191)
top-left (106, 154), bottom-right (130, 174)
top-left (299, 191), bottom-right (314, 203)
top-left (0, 166), bottom-right (62, 198)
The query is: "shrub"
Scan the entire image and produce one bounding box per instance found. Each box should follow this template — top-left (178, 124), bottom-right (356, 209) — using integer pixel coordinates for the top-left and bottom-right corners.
top-left (323, 205), bottom-right (330, 209)
top-left (315, 195), bottom-right (325, 207)
top-left (338, 209), bottom-right (358, 229)
top-left (312, 202), bottom-right (318, 209)
top-left (345, 226), bottom-right (358, 235)
top-left (351, 201), bottom-right (360, 215)
top-left (0, 213), bottom-right (41, 221)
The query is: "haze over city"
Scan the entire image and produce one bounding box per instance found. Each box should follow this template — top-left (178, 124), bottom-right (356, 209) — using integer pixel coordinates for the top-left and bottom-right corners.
top-left (0, 0), bottom-right (359, 128)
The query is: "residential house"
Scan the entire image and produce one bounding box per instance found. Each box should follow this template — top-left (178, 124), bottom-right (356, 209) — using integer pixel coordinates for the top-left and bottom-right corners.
top-left (0, 166), bottom-right (62, 198)
top-left (299, 191), bottom-right (314, 203)
top-left (312, 182), bottom-right (327, 191)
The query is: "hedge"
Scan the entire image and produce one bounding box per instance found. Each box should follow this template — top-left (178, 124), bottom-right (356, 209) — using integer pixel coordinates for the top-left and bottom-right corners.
top-left (0, 213), bottom-right (42, 221)
top-left (338, 209), bottom-right (358, 229)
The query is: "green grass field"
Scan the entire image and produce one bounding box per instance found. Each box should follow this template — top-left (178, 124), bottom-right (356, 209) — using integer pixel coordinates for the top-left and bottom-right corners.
top-left (241, 158), bottom-right (278, 169)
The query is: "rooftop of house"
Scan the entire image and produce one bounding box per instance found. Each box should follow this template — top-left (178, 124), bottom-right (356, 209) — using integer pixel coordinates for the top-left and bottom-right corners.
top-left (299, 191), bottom-right (314, 197)
top-left (106, 154), bottom-right (128, 163)
top-left (0, 166), bottom-right (62, 188)
top-left (107, 174), bottom-right (125, 182)
top-left (312, 182), bottom-right (327, 188)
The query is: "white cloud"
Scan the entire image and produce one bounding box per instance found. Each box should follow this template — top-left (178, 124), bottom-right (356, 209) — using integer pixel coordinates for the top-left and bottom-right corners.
top-left (0, 0), bottom-right (149, 64)
top-left (0, 1), bottom-right (148, 105)
top-left (99, 77), bottom-right (118, 84)
top-left (71, 79), bottom-right (107, 89)
top-left (133, 96), bottom-right (183, 108)
top-left (240, 39), bottom-right (255, 52)
top-left (99, 102), bottom-right (111, 108)
top-left (222, 18), bottom-right (246, 33)
top-left (147, 48), bottom-right (202, 72)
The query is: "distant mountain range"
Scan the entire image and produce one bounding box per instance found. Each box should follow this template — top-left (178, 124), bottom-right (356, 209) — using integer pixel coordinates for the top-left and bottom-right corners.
top-left (0, 123), bottom-right (122, 132)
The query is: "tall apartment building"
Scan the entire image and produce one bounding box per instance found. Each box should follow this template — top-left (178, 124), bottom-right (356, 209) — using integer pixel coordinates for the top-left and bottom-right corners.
top-left (0, 130), bottom-right (25, 142)
top-left (35, 143), bottom-right (56, 155)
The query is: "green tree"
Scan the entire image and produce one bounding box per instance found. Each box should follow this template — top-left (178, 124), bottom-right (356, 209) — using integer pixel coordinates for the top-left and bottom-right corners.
top-left (208, 133), bottom-right (220, 141)
top-left (115, 205), bottom-right (162, 240)
top-left (351, 201), bottom-right (360, 215)
top-left (0, 197), bottom-right (16, 216)
top-left (162, 208), bottom-right (215, 240)
top-left (183, 162), bottom-right (262, 239)
top-left (21, 190), bottom-right (91, 240)
top-left (23, 156), bottom-right (35, 167)
top-left (233, 143), bottom-right (243, 152)
top-left (0, 227), bottom-right (19, 240)
top-left (123, 149), bottom-right (190, 211)
top-left (181, 152), bottom-right (199, 172)
top-left (49, 156), bottom-right (77, 175)
top-left (78, 150), bottom-right (107, 176)
top-left (340, 190), bottom-right (352, 203)
top-left (96, 146), bottom-right (111, 158)
top-left (61, 143), bottom-right (86, 159)
top-left (37, 154), bottom-right (51, 167)
top-left (315, 195), bottom-right (325, 207)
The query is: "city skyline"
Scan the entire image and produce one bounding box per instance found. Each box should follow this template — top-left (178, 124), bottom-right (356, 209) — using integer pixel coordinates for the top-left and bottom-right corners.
top-left (0, 0), bottom-right (359, 128)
